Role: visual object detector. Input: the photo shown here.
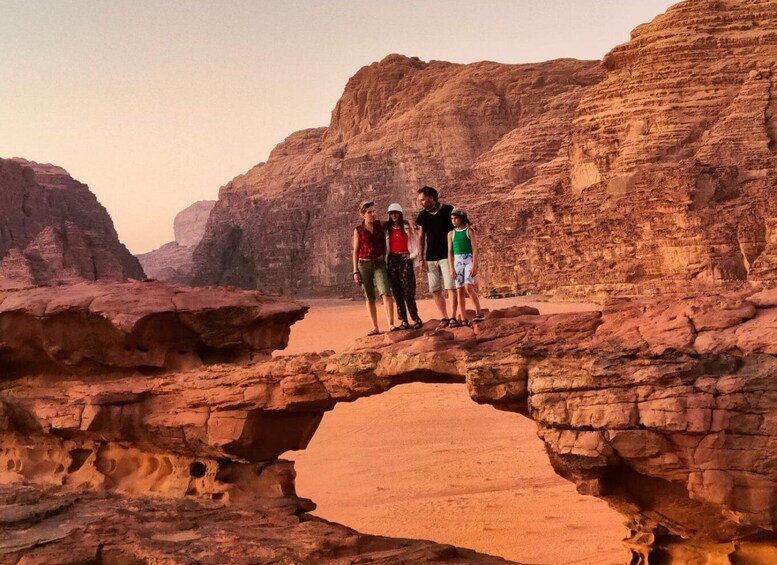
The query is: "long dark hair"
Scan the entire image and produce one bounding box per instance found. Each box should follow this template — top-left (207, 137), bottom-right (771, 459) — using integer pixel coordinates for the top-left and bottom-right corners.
top-left (385, 211), bottom-right (408, 234)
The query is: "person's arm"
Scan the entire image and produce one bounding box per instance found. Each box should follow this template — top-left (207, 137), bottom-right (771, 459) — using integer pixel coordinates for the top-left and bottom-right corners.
top-left (352, 229), bottom-right (361, 285)
top-left (448, 231), bottom-right (455, 276)
top-left (407, 223), bottom-right (418, 261)
top-left (417, 226), bottom-right (426, 266)
top-left (469, 228), bottom-right (478, 277)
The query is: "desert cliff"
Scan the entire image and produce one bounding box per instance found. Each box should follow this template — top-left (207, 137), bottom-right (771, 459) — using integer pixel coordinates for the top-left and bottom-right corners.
top-left (188, 0), bottom-right (777, 298)
top-left (467, 0), bottom-right (777, 296)
top-left (0, 158), bottom-right (145, 289)
top-left (191, 56), bottom-right (602, 295)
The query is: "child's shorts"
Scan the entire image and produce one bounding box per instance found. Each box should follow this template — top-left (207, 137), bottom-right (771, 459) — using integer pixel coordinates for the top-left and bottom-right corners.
top-left (454, 254), bottom-right (475, 289)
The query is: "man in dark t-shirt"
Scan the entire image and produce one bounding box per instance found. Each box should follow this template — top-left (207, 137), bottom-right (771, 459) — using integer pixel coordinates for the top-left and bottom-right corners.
top-left (416, 186), bottom-right (457, 327)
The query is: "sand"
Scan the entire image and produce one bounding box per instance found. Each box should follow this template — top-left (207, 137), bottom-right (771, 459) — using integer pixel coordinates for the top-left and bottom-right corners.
top-left (280, 297), bottom-right (627, 564)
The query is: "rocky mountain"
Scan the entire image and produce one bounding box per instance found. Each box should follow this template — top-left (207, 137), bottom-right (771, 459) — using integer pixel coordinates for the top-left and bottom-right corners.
top-left (463, 0), bottom-right (777, 296)
top-left (190, 0), bottom-right (777, 297)
top-left (0, 157), bottom-right (144, 288)
top-left (191, 56), bottom-right (603, 295)
top-left (136, 200), bottom-right (215, 284)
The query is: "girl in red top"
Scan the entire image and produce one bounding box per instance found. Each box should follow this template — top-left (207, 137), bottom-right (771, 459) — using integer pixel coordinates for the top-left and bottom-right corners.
top-left (352, 201), bottom-right (396, 336)
top-left (385, 203), bottom-right (422, 330)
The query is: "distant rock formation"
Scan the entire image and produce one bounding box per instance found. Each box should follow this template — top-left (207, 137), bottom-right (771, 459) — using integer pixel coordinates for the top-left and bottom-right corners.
top-left (174, 199), bottom-right (215, 247)
top-left (136, 200), bottom-right (215, 285)
top-left (191, 56), bottom-right (603, 295)
top-left (0, 157), bottom-right (144, 288)
top-left (190, 0), bottom-right (777, 297)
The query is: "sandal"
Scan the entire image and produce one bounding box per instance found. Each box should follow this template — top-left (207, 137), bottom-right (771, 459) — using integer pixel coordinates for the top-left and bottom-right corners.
top-left (412, 319), bottom-right (423, 330)
top-left (448, 319), bottom-right (461, 328)
top-left (389, 326), bottom-right (402, 332)
top-left (437, 318), bottom-right (450, 329)
top-left (459, 318), bottom-right (471, 327)
top-left (367, 329), bottom-right (381, 336)
top-left (399, 320), bottom-right (410, 330)
top-left (473, 312), bottom-right (485, 322)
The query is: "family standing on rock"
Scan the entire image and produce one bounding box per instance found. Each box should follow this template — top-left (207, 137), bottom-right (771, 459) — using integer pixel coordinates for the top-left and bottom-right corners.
top-left (352, 185), bottom-right (483, 335)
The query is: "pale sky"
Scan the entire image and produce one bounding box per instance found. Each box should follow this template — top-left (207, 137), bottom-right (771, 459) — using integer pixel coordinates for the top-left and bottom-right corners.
top-left (1, 0), bottom-right (678, 254)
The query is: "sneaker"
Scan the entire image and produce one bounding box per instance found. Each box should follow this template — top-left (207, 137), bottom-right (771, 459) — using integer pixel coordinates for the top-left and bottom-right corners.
top-left (473, 312), bottom-right (485, 322)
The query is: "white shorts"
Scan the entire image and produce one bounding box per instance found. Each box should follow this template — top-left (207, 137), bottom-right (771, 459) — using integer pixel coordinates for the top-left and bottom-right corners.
top-left (454, 254), bottom-right (475, 288)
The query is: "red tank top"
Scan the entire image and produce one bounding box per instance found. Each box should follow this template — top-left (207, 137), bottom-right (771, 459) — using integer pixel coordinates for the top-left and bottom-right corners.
top-left (388, 226), bottom-right (409, 253)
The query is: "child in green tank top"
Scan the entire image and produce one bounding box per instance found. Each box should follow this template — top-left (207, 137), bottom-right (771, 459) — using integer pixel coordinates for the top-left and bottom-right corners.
top-left (447, 208), bottom-right (484, 326)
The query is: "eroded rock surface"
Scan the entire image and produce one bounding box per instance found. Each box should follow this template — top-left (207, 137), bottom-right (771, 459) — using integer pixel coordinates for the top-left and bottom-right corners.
top-left (467, 0), bottom-right (777, 297)
top-left (0, 158), bottom-right (144, 289)
top-left (5, 282), bottom-right (777, 562)
top-left (0, 485), bottom-right (503, 564)
top-left (332, 292), bottom-right (777, 563)
top-left (0, 281), bottom-right (306, 376)
top-left (0, 283), bottom-right (508, 564)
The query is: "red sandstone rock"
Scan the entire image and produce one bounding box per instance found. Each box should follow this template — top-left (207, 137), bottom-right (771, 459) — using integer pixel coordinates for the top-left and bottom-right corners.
top-left (458, 0), bottom-right (777, 296)
top-left (190, 56), bottom-right (602, 295)
top-left (0, 158), bottom-right (145, 288)
top-left (0, 283), bottom-right (510, 564)
top-left (189, 0), bottom-right (777, 298)
top-left (0, 281), bottom-right (307, 375)
top-left (0, 485), bottom-right (506, 564)
top-left (6, 284), bottom-right (777, 562)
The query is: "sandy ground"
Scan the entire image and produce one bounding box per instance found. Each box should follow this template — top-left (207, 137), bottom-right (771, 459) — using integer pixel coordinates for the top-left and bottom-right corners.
top-left (279, 297), bottom-right (628, 564)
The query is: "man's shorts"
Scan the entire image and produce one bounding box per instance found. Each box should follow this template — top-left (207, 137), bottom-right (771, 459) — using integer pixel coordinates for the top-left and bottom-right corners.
top-left (426, 258), bottom-right (455, 292)
top-left (454, 253), bottom-right (475, 288)
top-left (358, 259), bottom-right (392, 301)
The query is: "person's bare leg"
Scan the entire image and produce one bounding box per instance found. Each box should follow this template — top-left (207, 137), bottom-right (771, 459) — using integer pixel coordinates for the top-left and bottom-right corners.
top-left (382, 295), bottom-right (395, 328)
top-left (432, 289), bottom-right (448, 320)
top-left (457, 287), bottom-right (467, 322)
top-left (448, 288), bottom-right (458, 322)
top-left (366, 300), bottom-right (379, 332)
top-left (465, 284), bottom-right (481, 314)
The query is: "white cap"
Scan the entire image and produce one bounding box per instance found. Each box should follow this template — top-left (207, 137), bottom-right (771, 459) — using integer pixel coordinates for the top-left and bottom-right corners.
top-left (387, 203), bottom-right (403, 214)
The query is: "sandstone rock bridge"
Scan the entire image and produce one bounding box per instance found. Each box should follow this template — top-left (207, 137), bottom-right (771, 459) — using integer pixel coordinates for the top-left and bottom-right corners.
top-left (2, 282), bottom-right (777, 563)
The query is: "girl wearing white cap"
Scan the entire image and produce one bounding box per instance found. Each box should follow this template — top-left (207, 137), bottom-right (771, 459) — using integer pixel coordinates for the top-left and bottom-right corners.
top-left (385, 203), bottom-right (423, 330)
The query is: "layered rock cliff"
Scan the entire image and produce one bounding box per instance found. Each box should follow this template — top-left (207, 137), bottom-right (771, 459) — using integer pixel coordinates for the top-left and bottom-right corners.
top-left (0, 158), bottom-right (144, 289)
top-left (4, 282), bottom-right (777, 562)
top-left (191, 0), bottom-right (777, 297)
top-left (467, 0), bottom-right (777, 296)
top-left (191, 56), bottom-right (603, 295)
top-left (136, 200), bottom-right (215, 285)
